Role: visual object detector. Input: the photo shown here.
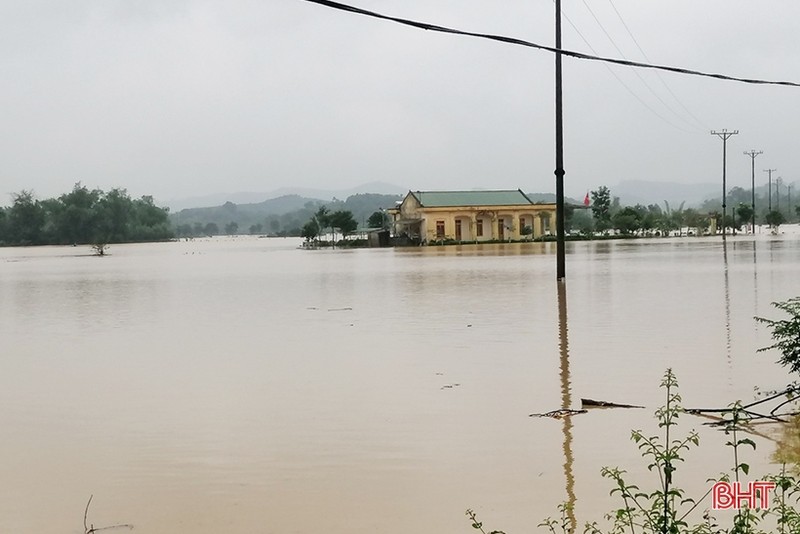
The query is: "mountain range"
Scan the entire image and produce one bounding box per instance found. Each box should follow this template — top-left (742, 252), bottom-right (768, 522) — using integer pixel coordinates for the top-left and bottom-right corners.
top-left (165, 179), bottom-right (725, 213)
top-left (164, 181), bottom-right (405, 211)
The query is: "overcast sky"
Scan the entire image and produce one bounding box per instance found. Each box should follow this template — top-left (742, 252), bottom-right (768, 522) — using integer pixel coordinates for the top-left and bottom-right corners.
top-left (1, 0), bottom-right (798, 205)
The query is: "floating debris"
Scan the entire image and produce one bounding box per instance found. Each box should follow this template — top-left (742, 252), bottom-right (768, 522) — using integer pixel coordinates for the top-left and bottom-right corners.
top-left (529, 409), bottom-right (587, 419)
top-left (327, 307), bottom-right (353, 312)
top-left (581, 398), bottom-right (645, 409)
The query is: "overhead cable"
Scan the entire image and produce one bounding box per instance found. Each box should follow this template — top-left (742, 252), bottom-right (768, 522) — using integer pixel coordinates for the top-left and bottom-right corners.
top-left (301, 0), bottom-right (800, 88)
top-left (579, 0), bottom-right (702, 132)
top-left (605, 0), bottom-right (708, 130)
top-left (560, 8), bottom-right (695, 134)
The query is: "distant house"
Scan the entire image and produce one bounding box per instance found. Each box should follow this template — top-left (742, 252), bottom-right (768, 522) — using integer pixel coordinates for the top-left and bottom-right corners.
top-left (387, 190), bottom-right (557, 243)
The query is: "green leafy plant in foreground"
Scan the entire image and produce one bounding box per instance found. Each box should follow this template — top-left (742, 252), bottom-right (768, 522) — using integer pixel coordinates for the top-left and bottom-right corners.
top-left (465, 508), bottom-right (505, 534)
top-left (756, 297), bottom-right (800, 378)
top-left (534, 369), bottom-right (800, 534)
top-left (580, 369), bottom-right (702, 534)
top-left (538, 502), bottom-right (574, 534)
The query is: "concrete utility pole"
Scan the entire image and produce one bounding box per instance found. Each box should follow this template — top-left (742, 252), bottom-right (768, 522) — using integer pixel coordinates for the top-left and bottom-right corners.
top-left (743, 150), bottom-right (762, 233)
top-left (554, 0), bottom-right (566, 281)
top-left (711, 129), bottom-right (738, 239)
top-left (764, 168), bottom-right (777, 211)
top-left (776, 177), bottom-right (783, 211)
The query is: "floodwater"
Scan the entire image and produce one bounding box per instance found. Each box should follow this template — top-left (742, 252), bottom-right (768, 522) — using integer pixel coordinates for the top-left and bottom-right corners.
top-left (1, 231), bottom-right (799, 533)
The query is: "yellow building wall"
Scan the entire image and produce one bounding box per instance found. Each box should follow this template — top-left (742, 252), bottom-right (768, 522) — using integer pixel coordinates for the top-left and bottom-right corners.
top-left (394, 192), bottom-right (556, 243)
top-left (413, 205), bottom-right (557, 242)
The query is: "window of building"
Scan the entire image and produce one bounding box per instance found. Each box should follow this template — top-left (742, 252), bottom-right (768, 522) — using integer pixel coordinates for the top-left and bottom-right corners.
top-left (436, 220), bottom-right (445, 238)
top-left (541, 213), bottom-right (551, 234)
top-left (476, 218), bottom-right (483, 237)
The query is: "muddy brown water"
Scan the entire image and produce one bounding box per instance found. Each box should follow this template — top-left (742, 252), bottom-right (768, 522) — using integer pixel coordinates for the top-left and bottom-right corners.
top-left (1, 234), bottom-right (798, 533)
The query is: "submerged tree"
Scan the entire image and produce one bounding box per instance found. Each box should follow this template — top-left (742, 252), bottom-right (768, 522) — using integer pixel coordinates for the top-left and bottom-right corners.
top-left (766, 209), bottom-right (786, 229)
top-left (736, 203), bottom-right (754, 231)
top-left (330, 210), bottom-right (357, 240)
top-left (1, 185), bottom-right (172, 246)
top-left (314, 206), bottom-right (330, 241)
top-left (612, 206), bottom-right (641, 235)
top-left (6, 190), bottom-right (46, 245)
top-left (301, 219), bottom-right (320, 242)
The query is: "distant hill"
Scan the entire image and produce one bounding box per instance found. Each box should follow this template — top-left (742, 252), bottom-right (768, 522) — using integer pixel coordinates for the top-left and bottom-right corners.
top-left (170, 192), bottom-right (403, 236)
top-left (611, 180), bottom-right (719, 208)
top-left (526, 192), bottom-right (584, 205)
top-left (165, 181), bottom-right (405, 211)
top-left (172, 194), bottom-right (321, 221)
top-left (263, 181), bottom-right (405, 202)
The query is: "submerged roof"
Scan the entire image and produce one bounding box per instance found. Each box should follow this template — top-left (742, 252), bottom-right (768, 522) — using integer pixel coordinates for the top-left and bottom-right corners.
top-left (410, 189), bottom-right (535, 207)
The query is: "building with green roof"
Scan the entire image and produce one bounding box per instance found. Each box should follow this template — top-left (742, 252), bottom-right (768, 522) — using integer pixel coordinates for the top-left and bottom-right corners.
top-left (387, 190), bottom-right (557, 244)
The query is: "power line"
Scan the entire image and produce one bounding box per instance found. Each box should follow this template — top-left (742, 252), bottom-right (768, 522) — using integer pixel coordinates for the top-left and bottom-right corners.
top-left (560, 7), bottom-right (694, 133)
top-left (764, 168), bottom-right (776, 211)
top-left (605, 0), bottom-right (708, 131)
top-left (711, 129), bottom-right (738, 240)
top-left (579, 0), bottom-right (702, 132)
top-left (743, 150), bottom-right (762, 231)
top-left (301, 0), bottom-right (800, 88)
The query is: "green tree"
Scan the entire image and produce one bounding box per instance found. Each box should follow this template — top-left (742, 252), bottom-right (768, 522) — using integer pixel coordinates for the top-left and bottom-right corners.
top-left (0, 207), bottom-right (7, 244)
top-left (224, 221), bottom-right (239, 235)
top-left (268, 218), bottom-right (281, 234)
top-left (54, 183), bottom-right (102, 244)
top-left (766, 209), bottom-right (786, 228)
top-left (662, 200), bottom-right (686, 235)
top-left (682, 208), bottom-right (707, 235)
top-left (249, 223), bottom-right (263, 235)
top-left (330, 210), bottom-right (357, 240)
top-left (367, 210), bottom-right (388, 229)
top-left (571, 209), bottom-right (594, 235)
top-left (204, 222), bottom-right (219, 236)
top-left (130, 195), bottom-right (172, 241)
top-left (176, 224), bottom-right (193, 237)
top-left (314, 206), bottom-right (330, 241)
top-left (640, 204), bottom-right (661, 234)
top-left (612, 206), bottom-right (642, 235)
top-left (301, 219), bottom-right (320, 242)
top-left (590, 186), bottom-right (612, 233)
top-left (736, 203), bottom-right (754, 231)
top-left (95, 188), bottom-right (133, 243)
top-left (7, 190), bottom-right (46, 245)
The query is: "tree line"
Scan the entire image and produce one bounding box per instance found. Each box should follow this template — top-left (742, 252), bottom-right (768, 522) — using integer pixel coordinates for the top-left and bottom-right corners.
top-left (0, 184), bottom-right (173, 246)
top-left (583, 185), bottom-right (798, 237)
top-left (301, 206), bottom-right (359, 244)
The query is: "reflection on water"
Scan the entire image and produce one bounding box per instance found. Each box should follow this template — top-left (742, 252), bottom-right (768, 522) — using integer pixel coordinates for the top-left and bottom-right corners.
top-left (1, 235), bottom-right (800, 533)
top-left (723, 240), bottom-right (732, 381)
top-left (557, 281), bottom-right (577, 531)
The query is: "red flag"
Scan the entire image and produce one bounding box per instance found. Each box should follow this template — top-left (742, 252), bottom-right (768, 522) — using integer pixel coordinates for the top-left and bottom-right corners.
top-left (583, 191), bottom-right (590, 206)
